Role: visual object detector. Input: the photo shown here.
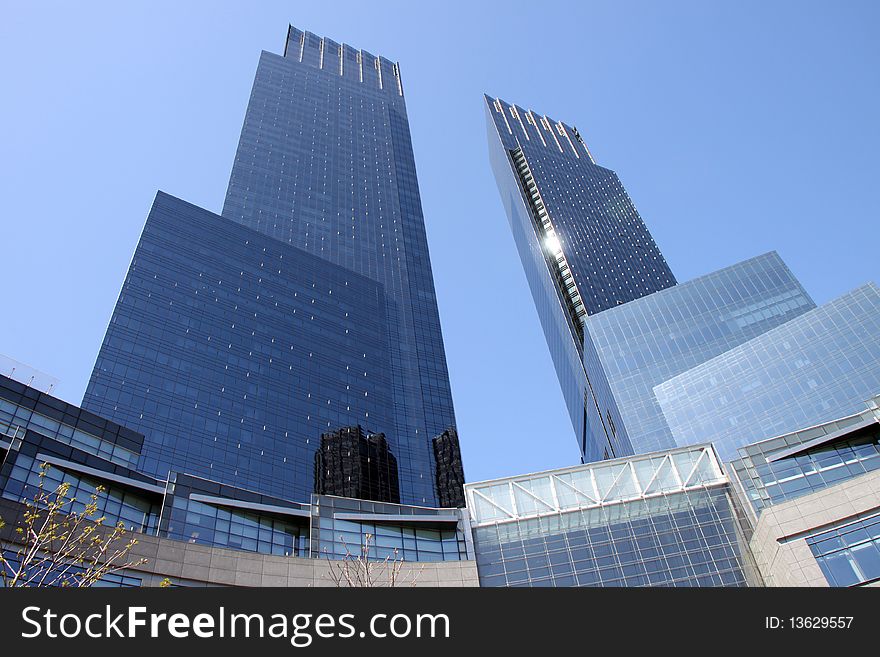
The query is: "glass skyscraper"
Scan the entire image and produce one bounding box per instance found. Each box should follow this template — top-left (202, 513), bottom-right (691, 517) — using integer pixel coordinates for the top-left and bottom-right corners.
top-left (485, 96), bottom-right (677, 462)
top-left (484, 97), bottom-right (839, 466)
top-left (84, 26), bottom-right (460, 507)
top-left (655, 283), bottom-right (880, 461)
top-left (583, 252), bottom-right (815, 456)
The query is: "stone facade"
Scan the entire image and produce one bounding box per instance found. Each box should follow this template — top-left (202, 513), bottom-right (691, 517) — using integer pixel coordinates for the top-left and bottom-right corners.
top-left (748, 469), bottom-right (880, 587)
top-left (0, 497), bottom-right (479, 588)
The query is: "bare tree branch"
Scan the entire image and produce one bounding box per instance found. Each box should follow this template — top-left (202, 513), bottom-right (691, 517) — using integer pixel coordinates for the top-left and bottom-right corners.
top-left (324, 532), bottom-right (422, 587)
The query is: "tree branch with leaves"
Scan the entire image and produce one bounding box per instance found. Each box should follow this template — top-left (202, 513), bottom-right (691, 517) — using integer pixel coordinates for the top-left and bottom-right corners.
top-left (0, 463), bottom-right (147, 587)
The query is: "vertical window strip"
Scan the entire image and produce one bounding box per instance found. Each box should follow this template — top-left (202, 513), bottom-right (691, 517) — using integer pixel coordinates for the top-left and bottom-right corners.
top-left (543, 116), bottom-right (564, 153)
top-left (509, 106), bottom-right (529, 140)
top-left (393, 63), bottom-right (403, 96)
top-left (558, 123), bottom-right (580, 159)
top-left (494, 99), bottom-right (513, 134)
top-left (527, 111), bottom-right (547, 147)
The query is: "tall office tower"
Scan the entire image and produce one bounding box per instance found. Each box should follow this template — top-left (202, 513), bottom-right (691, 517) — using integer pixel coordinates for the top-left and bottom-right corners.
top-left (485, 96), bottom-right (677, 462)
top-left (84, 27), bottom-right (459, 507)
top-left (656, 282), bottom-right (880, 461)
top-left (583, 252), bottom-right (815, 457)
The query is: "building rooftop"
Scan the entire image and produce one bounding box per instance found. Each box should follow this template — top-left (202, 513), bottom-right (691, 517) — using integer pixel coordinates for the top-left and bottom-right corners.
top-left (465, 443), bottom-right (726, 526)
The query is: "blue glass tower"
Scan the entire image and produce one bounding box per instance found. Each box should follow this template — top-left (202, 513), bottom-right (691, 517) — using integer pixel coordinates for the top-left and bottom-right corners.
top-left (84, 27), bottom-right (459, 507)
top-left (583, 252), bottom-right (815, 457)
top-left (655, 283), bottom-right (880, 461)
top-left (485, 96), bottom-right (677, 462)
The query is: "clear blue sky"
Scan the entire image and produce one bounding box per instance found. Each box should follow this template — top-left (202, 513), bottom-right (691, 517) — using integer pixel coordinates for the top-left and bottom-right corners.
top-left (1, 1), bottom-right (878, 484)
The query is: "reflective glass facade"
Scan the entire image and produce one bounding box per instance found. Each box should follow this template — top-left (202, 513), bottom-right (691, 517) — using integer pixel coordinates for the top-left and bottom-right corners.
top-left (585, 252), bottom-right (815, 455)
top-left (1, 374), bottom-right (473, 564)
top-left (728, 398), bottom-right (880, 515)
top-left (466, 445), bottom-right (758, 587)
top-left (485, 95), bottom-right (676, 460)
top-left (84, 192), bottom-right (394, 504)
top-left (220, 27), bottom-right (458, 505)
top-left (0, 373), bottom-right (162, 535)
top-left (3, 452), bottom-right (160, 535)
top-left (0, 378), bottom-right (141, 469)
top-left (84, 26), bottom-right (459, 507)
top-left (159, 473), bottom-right (310, 556)
top-left (807, 512), bottom-right (880, 587)
top-left (310, 494), bottom-right (471, 562)
top-left (0, 555), bottom-right (143, 588)
top-left (484, 97), bottom-right (676, 316)
top-left (655, 283), bottom-right (880, 461)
